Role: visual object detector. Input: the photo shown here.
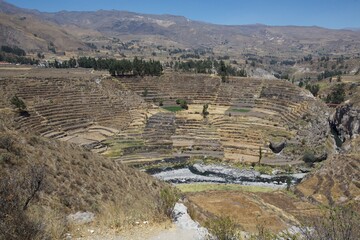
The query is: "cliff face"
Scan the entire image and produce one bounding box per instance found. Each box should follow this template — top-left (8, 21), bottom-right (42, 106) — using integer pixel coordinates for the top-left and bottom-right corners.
top-left (331, 104), bottom-right (360, 142)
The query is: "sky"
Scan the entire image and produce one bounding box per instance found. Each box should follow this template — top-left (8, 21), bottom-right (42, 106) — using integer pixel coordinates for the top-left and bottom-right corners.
top-left (5, 0), bottom-right (360, 29)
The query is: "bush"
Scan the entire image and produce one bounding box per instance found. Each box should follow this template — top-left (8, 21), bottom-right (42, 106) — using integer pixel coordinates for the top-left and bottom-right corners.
top-left (326, 84), bottom-right (345, 104)
top-left (205, 216), bottom-right (240, 240)
top-left (303, 151), bottom-right (316, 164)
top-left (175, 99), bottom-right (188, 110)
top-left (300, 206), bottom-right (360, 240)
top-left (10, 96), bottom-right (26, 111)
top-left (202, 103), bottom-right (209, 117)
top-left (159, 187), bottom-right (179, 217)
top-left (0, 165), bottom-right (46, 240)
top-left (0, 134), bottom-right (15, 152)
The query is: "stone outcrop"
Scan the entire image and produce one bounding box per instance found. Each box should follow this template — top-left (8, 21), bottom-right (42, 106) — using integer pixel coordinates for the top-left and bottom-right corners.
top-left (269, 141), bottom-right (287, 153)
top-left (330, 103), bottom-right (360, 142)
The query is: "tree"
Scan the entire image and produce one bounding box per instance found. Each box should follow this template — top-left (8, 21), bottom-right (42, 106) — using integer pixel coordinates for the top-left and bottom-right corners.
top-left (218, 60), bottom-right (228, 82)
top-left (180, 100), bottom-right (188, 110)
top-left (10, 96), bottom-right (26, 112)
top-left (258, 146), bottom-right (262, 165)
top-left (337, 75), bottom-right (342, 82)
top-left (326, 84), bottom-right (345, 104)
top-left (306, 84), bottom-right (320, 97)
top-left (202, 103), bottom-right (209, 117)
top-left (143, 88), bottom-right (148, 97)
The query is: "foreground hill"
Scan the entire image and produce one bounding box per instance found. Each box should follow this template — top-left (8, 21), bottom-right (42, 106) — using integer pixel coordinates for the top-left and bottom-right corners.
top-left (1, 0), bottom-right (360, 58)
top-left (0, 108), bottom-right (175, 239)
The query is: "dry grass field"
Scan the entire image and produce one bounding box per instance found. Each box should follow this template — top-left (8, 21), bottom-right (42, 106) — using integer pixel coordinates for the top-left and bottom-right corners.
top-left (183, 187), bottom-right (319, 233)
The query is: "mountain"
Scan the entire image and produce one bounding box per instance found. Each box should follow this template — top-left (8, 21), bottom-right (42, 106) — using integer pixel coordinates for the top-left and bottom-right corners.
top-left (1, 0), bottom-right (360, 57)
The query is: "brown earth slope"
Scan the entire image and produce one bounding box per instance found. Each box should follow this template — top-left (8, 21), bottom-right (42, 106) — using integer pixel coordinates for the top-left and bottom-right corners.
top-left (0, 109), bottom-right (173, 239)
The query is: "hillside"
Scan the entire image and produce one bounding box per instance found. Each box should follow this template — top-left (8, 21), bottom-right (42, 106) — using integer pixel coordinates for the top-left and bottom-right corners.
top-left (0, 67), bottom-right (333, 166)
top-left (1, 0), bottom-right (360, 58)
top-left (0, 108), bottom-right (175, 239)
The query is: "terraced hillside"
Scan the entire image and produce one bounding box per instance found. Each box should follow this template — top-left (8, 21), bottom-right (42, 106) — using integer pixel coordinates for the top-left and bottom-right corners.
top-left (0, 68), bottom-right (333, 165)
top-left (296, 154), bottom-right (360, 208)
top-left (110, 73), bottom-right (333, 164)
top-left (0, 68), bottom-right (149, 153)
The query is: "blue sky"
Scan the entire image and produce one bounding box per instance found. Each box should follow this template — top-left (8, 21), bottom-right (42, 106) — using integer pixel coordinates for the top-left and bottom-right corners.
top-left (6, 0), bottom-right (360, 29)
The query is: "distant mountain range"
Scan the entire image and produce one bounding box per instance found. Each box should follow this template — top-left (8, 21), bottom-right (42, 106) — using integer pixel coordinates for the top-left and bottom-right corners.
top-left (1, 0), bottom-right (360, 57)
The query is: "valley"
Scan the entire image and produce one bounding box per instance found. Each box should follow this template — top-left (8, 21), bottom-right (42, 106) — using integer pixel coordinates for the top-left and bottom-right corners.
top-left (0, 0), bottom-right (360, 239)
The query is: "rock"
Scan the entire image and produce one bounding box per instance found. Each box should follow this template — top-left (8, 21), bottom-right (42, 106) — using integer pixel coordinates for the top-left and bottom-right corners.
top-left (191, 163), bottom-right (260, 179)
top-left (330, 103), bottom-right (360, 151)
top-left (65, 233), bottom-right (72, 240)
top-left (269, 141), bottom-right (287, 153)
top-left (66, 211), bottom-right (95, 225)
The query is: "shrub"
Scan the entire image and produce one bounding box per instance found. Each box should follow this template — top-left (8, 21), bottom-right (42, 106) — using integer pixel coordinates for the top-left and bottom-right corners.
top-left (326, 84), bottom-right (345, 104)
top-left (303, 151), bottom-right (316, 164)
top-left (300, 205), bottom-right (360, 240)
top-left (202, 103), bottom-right (209, 117)
top-left (159, 187), bottom-right (179, 217)
top-left (10, 96), bottom-right (26, 111)
top-left (176, 99), bottom-right (188, 110)
top-left (0, 165), bottom-right (46, 240)
top-left (0, 134), bottom-right (15, 152)
top-left (205, 216), bottom-right (240, 240)
top-left (142, 88), bottom-right (148, 97)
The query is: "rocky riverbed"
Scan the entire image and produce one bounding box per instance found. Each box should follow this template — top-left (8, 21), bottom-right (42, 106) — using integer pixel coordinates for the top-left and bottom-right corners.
top-left (150, 163), bottom-right (307, 188)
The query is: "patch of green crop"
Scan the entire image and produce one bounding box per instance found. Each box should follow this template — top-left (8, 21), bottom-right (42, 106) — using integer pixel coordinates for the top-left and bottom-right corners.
top-left (231, 108), bottom-right (251, 113)
top-left (162, 106), bottom-right (184, 112)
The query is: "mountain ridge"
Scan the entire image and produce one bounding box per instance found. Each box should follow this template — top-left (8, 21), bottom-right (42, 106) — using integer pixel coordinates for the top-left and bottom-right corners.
top-left (1, 0), bottom-right (360, 57)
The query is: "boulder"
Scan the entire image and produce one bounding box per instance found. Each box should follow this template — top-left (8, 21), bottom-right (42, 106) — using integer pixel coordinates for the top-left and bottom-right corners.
top-left (269, 141), bottom-right (287, 153)
top-left (67, 211), bottom-right (95, 225)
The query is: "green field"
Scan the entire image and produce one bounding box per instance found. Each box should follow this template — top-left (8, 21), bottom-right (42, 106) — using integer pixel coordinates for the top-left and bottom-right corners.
top-left (162, 106), bottom-right (184, 112)
top-left (231, 108), bottom-right (251, 113)
top-left (176, 183), bottom-right (275, 193)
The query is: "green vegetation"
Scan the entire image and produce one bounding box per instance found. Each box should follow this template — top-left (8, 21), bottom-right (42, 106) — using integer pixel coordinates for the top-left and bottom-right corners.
top-left (317, 69), bottom-right (343, 81)
top-left (10, 96), bottom-right (26, 112)
top-left (326, 83), bottom-right (345, 104)
top-left (175, 99), bottom-right (188, 110)
top-left (159, 187), bottom-right (179, 217)
top-left (258, 146), bottom-right (263, 165)
top-left (305, 84), bottom-right (320, 97)
top-left (205, 216), bottom-right (240, 240)
top-left (231, 108), bottom-right (251, 113)
top-left (174, 59), bottom-right (246, 77)
top-left (0, 48), bottom-right (38, 65)
top-left (176, 183), bottom-right (275, 193)
top-left (48, 56), bottom-right (163, 77)
top-left (1, 46), bottom-right (26, 56)
top-left (49, 57), bottom-right (77, 68)
top-left (142, 88), bottom-right (148, 97)
top-left (202, 103), bottom-right (209, 117)
top-left (303, 150), bottom-right (316, 164)
top-left (162, 106), bottom-right (184, 112)
top-left (219, 60), bottom-right (229, 82)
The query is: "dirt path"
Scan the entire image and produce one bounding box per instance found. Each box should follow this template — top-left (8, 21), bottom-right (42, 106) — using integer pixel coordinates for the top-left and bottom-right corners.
top-left (75, 203), bottom-right (208, 240)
